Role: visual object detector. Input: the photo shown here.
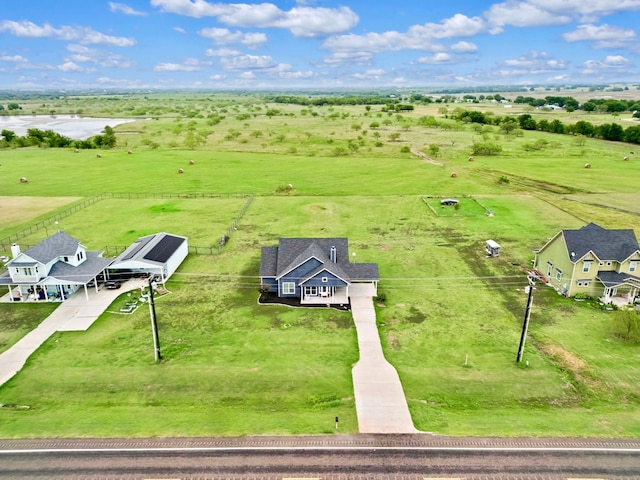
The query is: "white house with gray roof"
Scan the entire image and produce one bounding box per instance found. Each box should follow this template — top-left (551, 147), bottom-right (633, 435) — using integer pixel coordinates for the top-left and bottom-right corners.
top-left (0, 231), bottom-right (112, 302)
top-left (260, 238), bottom-right (379, 305)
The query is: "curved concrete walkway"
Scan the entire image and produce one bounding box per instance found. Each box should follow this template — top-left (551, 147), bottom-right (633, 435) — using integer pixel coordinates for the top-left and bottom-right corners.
top-left (0, 279), bottom-right (146, 387)
top-left (350, 289), bottom-right (418, 433)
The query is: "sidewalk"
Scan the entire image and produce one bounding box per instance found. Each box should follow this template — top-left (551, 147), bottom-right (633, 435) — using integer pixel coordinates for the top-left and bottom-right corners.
top-left (0, 279), bottom-right (145, 387)
top-left (350, 293), bottom-right (418, 434)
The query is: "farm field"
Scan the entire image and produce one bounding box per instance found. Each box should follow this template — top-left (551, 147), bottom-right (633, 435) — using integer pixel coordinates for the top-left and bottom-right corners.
top-left (0, 92), bottom-right (639, 438)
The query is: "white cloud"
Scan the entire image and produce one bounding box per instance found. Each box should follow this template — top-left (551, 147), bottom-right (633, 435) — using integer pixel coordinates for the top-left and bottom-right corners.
top-left (205, 47), bottom-right (242, 57)
top-left (0, 20), bottom-right (136, 46)
top-left (417, 53), bottom-right (455, 64)
top-left (486, 0), bottom-right (640, 29)
top-left (198, 27), bottom-right (267, 47)
top-left (322, 14), bottom-right (484, 56)
top-left (563, 24), bottom-right (638, 49)
top-left (321, 51), bottom-right (374, 67)
top-left (0, 54), bottom-right (28, 62)
top-left (502, 51), bottom-right (567, 73)
top-left (66, 44), bottom-right (134, 68)
top-left (209, 74), bottom-right (226, 80)
top-left (173, 27), bottom-right (187, 34)
top-left (219, 54), bottom-right (276, 70)
top-left (109, 2), bottom-right (147, 16)
top-left (581, 55), bottom-right (633, 74)
top-left (352, 68), bottom-right (385, 80)
top-left (154, 58), bottom-right (211, 71)
top-left (451, 41), bottom-right (478, 53)
top-left (151, 0), bottom-right (358, 38)
top-left (58, 61), bottom-right (95, 73)
top-left (238, 71), bottom-right (255, 79)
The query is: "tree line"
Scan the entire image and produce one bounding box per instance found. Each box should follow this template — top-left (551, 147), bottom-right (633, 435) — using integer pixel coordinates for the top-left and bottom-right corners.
top-left (451, 109), bottom-right (640, 145)
top-left (0, 126), bottom-right (116, 149)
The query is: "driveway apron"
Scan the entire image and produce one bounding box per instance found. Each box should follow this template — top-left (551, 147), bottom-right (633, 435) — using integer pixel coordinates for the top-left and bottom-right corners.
top-left (350, 293), bottom-right (418, 433)
top-left (0, 279), bottom-right (146, 387)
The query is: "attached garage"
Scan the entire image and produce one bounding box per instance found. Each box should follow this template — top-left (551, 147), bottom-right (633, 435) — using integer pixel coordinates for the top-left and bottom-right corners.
top-left (110, 232), bottom-right (188, 283)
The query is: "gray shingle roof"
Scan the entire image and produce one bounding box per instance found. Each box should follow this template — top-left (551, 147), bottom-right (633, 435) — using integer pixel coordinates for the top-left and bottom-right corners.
top-left (596, 271), bottom-right (640, 287)
top-left (21, 231), bottom-right (81, 264)
top-left (47, 251), bottom-right (113, 284)
top-left (563, 223), bottom-right (639, 263)
top-left (276, 238), bottom-right (349, 275)
top-left (259, 237), bottom-right (379, 282)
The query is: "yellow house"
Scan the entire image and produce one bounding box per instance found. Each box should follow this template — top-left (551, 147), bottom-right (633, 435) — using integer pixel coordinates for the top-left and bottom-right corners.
top-left (533, 223), bottom-right (640, 304)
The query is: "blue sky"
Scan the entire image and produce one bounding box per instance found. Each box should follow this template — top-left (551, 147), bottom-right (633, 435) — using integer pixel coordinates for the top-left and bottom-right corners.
top-left (0, 0), bottom-right (639, 90)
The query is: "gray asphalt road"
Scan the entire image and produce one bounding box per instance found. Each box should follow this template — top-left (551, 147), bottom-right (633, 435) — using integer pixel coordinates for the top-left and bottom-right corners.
top-left (1, 435), bottom-right (640, 479)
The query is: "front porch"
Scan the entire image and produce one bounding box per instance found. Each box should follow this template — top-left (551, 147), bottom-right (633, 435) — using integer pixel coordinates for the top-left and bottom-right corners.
top-left (301, 285), bottom-right (349, 305)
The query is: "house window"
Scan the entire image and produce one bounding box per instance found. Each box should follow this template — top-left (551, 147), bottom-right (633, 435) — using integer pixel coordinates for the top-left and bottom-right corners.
top-left (606, 261), bottom-right (612, 267)
top-left (306, 286), bottom-right (318, 296)
top-left (577, 281), bottom-right (590, 288)
top-left (546, 262), bottom-right (553, 277)
top-left (64, 256), bottom-right (68, 262)
top-left (630, 261), bottom-right (638, 273)
top-left (282, 282), bottom-right (295, 295)
top-left (599, 261), bottom-right (604, 266)
top-left (555, 268), bottom-right (562, 282)
top-left (582, 262), bottom-right (591, 273)
top-left (322, 277), bottom-right (328, 283)
top-left (23, 267), bottom-right (33, 275)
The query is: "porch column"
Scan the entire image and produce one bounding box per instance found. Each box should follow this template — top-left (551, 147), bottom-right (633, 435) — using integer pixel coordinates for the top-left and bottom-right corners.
top-left (7, 285), bottom-right (14, 301)
top-left (84, 284), bottom-right (89, 301)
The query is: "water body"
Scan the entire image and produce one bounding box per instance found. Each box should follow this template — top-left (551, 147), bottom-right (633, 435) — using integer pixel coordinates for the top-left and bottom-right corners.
top-left (0, 115), bottom-right (137, 140)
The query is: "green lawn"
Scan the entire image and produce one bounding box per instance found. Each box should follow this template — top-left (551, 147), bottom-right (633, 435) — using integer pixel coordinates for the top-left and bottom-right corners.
top-left (1, 93), bottom-right (640, 438)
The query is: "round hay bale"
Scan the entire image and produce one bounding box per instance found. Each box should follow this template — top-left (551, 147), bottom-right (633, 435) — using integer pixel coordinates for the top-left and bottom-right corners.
top-left (468, 156), bottom-right (474, 162)
top-left (74, 148), bottom-right (79, 153)
top-left (450, 172), bottom-right (458, 178)
top-left (19, 177), bottom-right (28, 183)
top-left (623, 156), bottom-right (629, 161)
top-left (178, 168), bottom-right (184, 174)
top-left (96, 153), bottom-right (102, 158)
top-left (584, 163), bottom-right (591, 169)
top-left (128, 150), bottom-right (133, 155)
top-left (189, 160), bottom-right (194, 165)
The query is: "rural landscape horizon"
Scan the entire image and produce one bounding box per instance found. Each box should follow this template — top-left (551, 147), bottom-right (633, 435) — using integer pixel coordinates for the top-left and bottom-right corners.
top-left (0, 82), bottom-right (639, 439)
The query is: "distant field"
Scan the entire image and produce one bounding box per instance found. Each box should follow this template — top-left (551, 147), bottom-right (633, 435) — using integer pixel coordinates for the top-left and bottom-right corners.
top-left (0, 196), bottom-right (80, 226)
top-left (1, 92), bottom-right (640, 438)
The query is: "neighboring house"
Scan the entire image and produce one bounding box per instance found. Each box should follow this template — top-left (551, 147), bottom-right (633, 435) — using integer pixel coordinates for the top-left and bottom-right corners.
top-left (533, 223), bottom-right (640, 304)
top-left (110, 232), bottom-right (188, 283)
top-left (0, 231), bottom-right (112, 302)
top-left (260, 238), bottom-right (379, 305)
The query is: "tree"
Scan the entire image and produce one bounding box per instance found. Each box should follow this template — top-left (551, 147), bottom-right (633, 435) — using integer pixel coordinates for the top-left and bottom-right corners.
top-left (624, 125), bottom-right (640, 144)
top-left (1, 129), bottom-right (16, 142)
top-left (518, 114), bottom-right (537, 130)
top-left (597, 123), bottom-right (624, 141)
top-left (616, 310), bottom-right (640, 342)
top-left (7, 103), bottom-right (21, 110)
top-left (428, 144), bottom-right (440, 157)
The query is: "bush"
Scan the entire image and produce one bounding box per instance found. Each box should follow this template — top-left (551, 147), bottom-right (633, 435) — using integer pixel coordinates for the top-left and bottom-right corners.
top-left (471, 141), bottom-right (502, 155)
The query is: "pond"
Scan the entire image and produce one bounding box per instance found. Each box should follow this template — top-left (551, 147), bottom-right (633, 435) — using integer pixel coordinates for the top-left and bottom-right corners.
top-left (0, 115), bottom-right (138, 140)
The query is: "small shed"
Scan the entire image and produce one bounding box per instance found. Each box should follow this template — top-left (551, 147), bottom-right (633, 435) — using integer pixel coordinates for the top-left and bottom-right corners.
top-left (486, 239), bottom-right (500, 257)
top-left (441, 198), bottom-right (459, 206)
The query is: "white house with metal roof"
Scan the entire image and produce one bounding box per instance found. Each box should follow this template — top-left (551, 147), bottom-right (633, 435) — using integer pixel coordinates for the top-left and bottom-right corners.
top-left (0, 231), bottom-right (113, 302)
top-left (109, 232), bottom-right (188, 283)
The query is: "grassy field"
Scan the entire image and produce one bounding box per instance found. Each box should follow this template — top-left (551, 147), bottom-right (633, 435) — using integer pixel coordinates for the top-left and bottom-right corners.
top-left (1, 92), bottom-right (640, 438)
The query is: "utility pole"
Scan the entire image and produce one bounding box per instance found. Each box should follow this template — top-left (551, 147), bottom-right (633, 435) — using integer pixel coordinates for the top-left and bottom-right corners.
top-left (516, 275), bottom-right (535, 363)
top-left (148, 277), bottom-right (162, 362)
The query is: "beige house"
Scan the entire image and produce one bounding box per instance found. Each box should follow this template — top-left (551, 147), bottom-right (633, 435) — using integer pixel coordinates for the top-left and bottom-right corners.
top-left (533, 223), bottom-right (640, 304)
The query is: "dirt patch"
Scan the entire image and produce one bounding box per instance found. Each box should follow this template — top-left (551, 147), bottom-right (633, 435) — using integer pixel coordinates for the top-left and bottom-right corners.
top-left (411, 147), bottom-right (444, 167)
top-left (536, 339), bottom-right (601, 391)
top-left (388, 335), bottom-right (400, 349)
top-left (0, 196), bottom-right (80, 227)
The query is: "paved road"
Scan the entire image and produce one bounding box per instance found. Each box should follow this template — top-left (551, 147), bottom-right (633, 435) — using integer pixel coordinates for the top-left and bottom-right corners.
top-left (2, 435), bottom-right (640, 479)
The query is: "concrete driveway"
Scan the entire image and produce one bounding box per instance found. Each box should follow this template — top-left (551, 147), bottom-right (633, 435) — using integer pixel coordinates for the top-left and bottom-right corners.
top-left (0, 279), bottom-right (146, 387)
top-left (350, 288), bottom-right (418, 434)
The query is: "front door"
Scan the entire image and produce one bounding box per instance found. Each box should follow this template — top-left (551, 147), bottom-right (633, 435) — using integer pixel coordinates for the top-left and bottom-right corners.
top-left (320, 286), bottom-right (330, 297)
